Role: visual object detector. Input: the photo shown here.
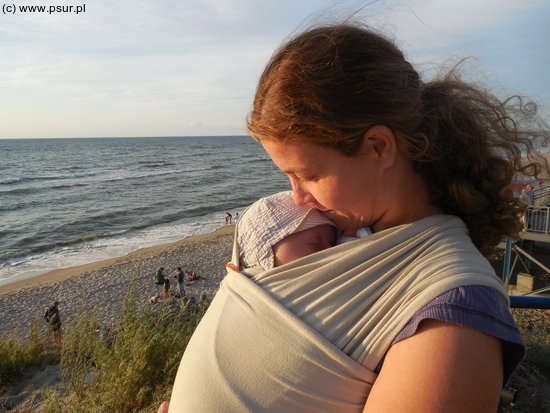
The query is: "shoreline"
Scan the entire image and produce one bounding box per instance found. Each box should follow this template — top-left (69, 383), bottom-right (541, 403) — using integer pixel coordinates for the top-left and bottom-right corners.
top-left (0, 225), bottom-right (235, 336)
top-left (0, 225), bottom-right (235, 297)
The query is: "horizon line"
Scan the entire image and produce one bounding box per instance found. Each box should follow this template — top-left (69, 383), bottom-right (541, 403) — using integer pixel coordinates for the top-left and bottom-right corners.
top-left (0, 134), bottom-right (251, 140)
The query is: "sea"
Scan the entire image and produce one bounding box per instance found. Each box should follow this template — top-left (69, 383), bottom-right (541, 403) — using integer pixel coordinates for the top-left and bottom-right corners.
top-left (0, 136), bottom-right (290, 287)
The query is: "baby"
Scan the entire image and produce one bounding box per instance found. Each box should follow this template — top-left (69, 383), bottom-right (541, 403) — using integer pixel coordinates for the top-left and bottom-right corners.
top-left (236, 191), bottom-right (338, 270)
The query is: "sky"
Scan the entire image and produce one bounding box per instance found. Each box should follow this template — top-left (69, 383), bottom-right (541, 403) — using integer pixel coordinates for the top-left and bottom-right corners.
top-left (0, 0), bottom-right (548, 138)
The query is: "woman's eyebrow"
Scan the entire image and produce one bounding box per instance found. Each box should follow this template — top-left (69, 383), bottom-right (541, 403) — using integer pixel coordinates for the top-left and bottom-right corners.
top-left (281, 167), bottom-right (310, 175)
top-left (292, 167), bottom-right (316, 174)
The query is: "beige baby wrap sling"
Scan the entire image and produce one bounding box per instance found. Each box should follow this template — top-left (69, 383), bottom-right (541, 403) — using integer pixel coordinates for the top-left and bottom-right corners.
top-left (169, 214), bottom-right (508, 412)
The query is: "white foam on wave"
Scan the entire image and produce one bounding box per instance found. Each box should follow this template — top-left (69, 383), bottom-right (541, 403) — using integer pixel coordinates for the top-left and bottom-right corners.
top-left (0, 211), bottom-right (228, 288)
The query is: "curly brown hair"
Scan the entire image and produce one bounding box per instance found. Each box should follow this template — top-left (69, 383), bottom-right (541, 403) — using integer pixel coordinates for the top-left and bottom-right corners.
top-left (248, 24), bottom-right (549, 258)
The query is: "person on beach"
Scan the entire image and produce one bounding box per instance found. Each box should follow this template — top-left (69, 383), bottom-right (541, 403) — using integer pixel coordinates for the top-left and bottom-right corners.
top-left (44, 301), bottom-right (62, 347)
top-left (174, 267), bottom-right (185, 297)
top-left (155, 267), bottom-right (166, 285)
top-left (163, 23), bottom-right (549, 413)
top-left (224, 212), bottom-right (232, 225)
top-left (234, 191), bottom-right (338, 271)
top-left (163, 277), bottom-right (171, 297)
top-left (186, 271), bottom-right (204, 282)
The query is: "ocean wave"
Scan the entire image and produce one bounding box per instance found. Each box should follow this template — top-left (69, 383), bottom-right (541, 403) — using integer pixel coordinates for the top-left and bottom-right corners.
top-left (138, 161), bottom-right (177, 168)
top-left (5, 231), bottom-right (128, 263)
top-left (183, 205), bottom-right (224, 216)
top-left (103, 170), bottom-right (181, 182)
top-left (50, 214), bottom-right (129, 237)
top-left (0, 172), bottom-right (107, 186)
top-left (0, 167), bottom-right (215, 187)
top-left (97, 167), bottom-right (213, 183)
top-left (0, 195), bottom-right (49, 213)
top-left (43, 205), bottom-right (172, 241)
top-left (0, 167), bottom-right (213, 196)
top-left (0, 183), bottom-right (91, 197)
top-left (0, 187), bottom-right (34, 195)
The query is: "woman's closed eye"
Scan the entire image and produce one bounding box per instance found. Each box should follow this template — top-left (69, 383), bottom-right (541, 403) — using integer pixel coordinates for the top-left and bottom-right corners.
top-left (298, 173), bottom-right (320, 182)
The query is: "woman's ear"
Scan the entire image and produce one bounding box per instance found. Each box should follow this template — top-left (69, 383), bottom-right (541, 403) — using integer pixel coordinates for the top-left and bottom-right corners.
top-left (359, 125), bottom-right (397, 170)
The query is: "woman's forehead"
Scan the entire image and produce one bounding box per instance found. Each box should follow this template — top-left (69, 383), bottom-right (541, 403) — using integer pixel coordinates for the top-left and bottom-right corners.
top-left (262, 139), bottom-right (335, 171)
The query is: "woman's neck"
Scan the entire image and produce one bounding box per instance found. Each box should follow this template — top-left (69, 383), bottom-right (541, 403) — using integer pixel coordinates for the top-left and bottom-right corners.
top-left (372, 158), bottom-right (441, 233)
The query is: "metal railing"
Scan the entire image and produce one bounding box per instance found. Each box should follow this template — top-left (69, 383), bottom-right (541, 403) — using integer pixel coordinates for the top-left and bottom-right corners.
top-left (502, 221), bottom-right (550, 309)
top-left (510, 295), bottom-right (550, 309)
top-left (533, 184), bottom-right (550, 205)
top-left (524, 206), bottom-right (550, 235)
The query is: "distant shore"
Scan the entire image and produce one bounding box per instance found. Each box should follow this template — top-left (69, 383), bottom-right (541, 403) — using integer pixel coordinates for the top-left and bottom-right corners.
top-left (0, 225), bottom-right (235, 336)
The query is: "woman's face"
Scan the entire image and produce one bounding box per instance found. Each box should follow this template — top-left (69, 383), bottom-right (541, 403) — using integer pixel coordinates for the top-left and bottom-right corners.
top-left (262, 139), bottom-right (382, 231)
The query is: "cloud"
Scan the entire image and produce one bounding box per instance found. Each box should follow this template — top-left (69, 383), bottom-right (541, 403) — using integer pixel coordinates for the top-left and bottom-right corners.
top-left (0, 0), bottom-right (548, 137)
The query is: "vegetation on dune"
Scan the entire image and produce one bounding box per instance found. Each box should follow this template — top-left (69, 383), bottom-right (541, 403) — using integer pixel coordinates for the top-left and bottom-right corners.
top-left (0, 324), bottom-right (56, 394)
top-left (1, 284), bottom-right (207, 412)
top-left (52, 286), bottom-right (206, 412)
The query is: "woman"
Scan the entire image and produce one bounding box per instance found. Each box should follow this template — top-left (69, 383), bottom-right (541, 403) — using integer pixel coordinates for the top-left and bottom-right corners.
top-left (163, 24), bottom-right (548, 412)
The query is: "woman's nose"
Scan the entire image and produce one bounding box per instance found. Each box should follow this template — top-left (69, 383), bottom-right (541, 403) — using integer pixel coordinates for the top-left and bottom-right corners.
top-left (291, 183), bottom-right (316, 208)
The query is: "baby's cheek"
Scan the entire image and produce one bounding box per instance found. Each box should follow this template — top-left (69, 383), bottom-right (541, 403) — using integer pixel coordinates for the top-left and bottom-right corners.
top-left (306, 244), bottom-right (326, 255)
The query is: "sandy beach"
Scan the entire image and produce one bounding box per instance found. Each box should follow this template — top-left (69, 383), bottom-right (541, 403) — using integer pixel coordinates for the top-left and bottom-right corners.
top-left (0, 225), bottom-right (235, 337)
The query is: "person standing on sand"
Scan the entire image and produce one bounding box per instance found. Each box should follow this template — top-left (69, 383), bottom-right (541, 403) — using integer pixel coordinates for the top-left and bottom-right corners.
top-left (163, 276), bottom-right (171, 297)
top-left (155, 267), bottom-right (166, 285)
top-left (225, 212), bottom-right (232, 225)
top-left (44, 301), bottom-right (62, 347)
top-left (174, 267), bottom-right (185, 297)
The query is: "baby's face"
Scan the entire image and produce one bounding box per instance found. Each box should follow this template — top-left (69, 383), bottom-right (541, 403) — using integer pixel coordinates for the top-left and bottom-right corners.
top-left (272, 224), bottom-right (336, 267)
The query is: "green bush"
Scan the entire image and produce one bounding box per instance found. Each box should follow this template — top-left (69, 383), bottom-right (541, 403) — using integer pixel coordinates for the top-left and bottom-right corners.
top-left (1, 282), bottom-right (208, 412)
top-left (0, 324), bottom-right (52, 393)
top-left (58, 286), bottom-right (206, 412)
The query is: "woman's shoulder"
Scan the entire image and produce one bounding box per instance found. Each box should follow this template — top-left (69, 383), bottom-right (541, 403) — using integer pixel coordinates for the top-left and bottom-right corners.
top-left (397, 286), bottom-right (519, 333)
top-left (391, 285), bottom-right (525, 384)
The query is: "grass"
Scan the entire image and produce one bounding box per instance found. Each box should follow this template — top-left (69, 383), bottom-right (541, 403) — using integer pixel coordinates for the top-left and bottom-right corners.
top-left (53, 286), bottom-right (206, 412)
top-left (1, 284), bottom-right (208, 412)
top-left (499, 308), bottom-right (550, 412)
top-left (512, 308), bottom-right (550, 368)
top-left (0, 324), bottom-right (56, 394)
